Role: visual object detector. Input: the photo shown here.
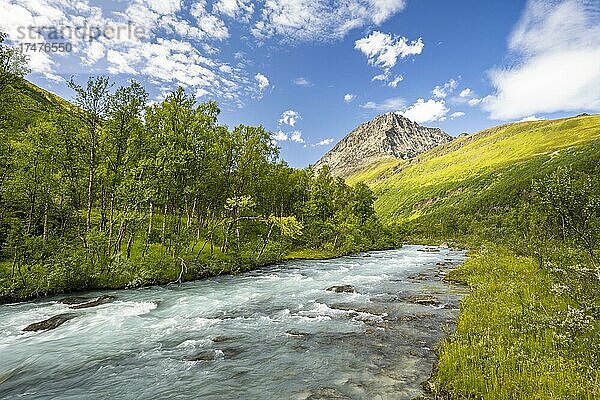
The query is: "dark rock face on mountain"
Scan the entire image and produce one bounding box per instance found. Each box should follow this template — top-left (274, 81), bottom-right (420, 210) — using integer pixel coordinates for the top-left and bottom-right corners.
top-left (314, 113), bottom-right (452, 178)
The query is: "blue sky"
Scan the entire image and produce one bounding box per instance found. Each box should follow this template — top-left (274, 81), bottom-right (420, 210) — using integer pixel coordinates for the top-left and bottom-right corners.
top-left (2, 0), bottom-right (599, 167)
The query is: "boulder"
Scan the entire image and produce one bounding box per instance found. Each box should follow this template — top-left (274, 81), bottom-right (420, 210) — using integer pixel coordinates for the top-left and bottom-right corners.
top-left (23, 313), bottom-right (76, 332)
top-left (69, 295), bottom-right (115, 309)
top-left (326, 285), bottom-right (356, 293)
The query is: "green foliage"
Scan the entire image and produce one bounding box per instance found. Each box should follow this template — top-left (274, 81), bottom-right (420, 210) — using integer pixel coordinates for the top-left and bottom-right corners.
top-left (0, 32), bottom-right (30, 93)
top-left (0, 49), bottom-right (389, 301)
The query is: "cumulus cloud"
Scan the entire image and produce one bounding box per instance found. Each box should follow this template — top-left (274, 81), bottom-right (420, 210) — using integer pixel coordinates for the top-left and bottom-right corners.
top-left (315, 138), bottom-right (334, 146)
top-left (432, 79), bottom-right (458, 99)
top-left (253, 0), bottom-right (406, 42)
top-left (189, 2), bottom-right (230, 40)
top-left (344, 94), bottom-right (356, 103)
top-left (0, 0), bottom-right (260, 104)
top-left (255, 73), bottom-right (270, 93)
top-left (483, 0), bottom-right (600, 119)
top-left (388, 75), bottom-right (404, 88)
top-left (401, 99), bottom-right (449, 123)
top-left (459, 88), bottom-right (472, 98)
top-left (450, 111), bottom-right (465, 119)
top-left (360, 97), bottom-right (405, 112)
top-left (145, 0), bottom-right (181, 15)
top-left (290, 130), bottom-right (305, 143)
top-left (212, 0), bottom-right (254, 22)
top-left (279, 110), bottom-right (301, 127)
top-left (355, 31), bottom-right (424, 70)
top-left (272, 130), bottom-right (289, 141)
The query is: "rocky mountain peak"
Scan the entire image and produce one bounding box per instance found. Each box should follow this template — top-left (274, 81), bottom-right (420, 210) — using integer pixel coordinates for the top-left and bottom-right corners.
top-left (314, 112), bottom-right (452, 178)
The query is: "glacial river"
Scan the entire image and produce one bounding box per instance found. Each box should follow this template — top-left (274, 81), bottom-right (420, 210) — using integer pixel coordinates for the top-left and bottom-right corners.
top-left (0, 245), bottom-right (466, 399)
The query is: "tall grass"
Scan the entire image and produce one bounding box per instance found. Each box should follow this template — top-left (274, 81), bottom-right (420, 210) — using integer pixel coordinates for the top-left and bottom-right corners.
top-left (435, 247), bottom-right (600, 399)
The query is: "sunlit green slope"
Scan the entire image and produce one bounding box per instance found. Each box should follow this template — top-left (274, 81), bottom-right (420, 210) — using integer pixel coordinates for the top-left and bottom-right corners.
top-left (350, 115), bottom-right (600, 228)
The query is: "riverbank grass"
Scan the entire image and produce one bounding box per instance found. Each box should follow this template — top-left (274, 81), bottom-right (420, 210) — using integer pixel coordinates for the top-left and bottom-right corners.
top-left (434, 246), bottom-right (600, 399)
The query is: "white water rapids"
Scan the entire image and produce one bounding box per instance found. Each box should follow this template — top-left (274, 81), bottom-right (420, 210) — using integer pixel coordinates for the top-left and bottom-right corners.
top-left (0, 245), bottom-right (466, 399)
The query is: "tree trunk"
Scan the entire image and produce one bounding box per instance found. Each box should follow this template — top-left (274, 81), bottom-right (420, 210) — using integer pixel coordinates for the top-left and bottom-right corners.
top-left (108, 192), bottom-right (116, 247)
top-left (126, 231), bottom-right (135, 259)
top-left (161, 203), bottom-right (168, 244)
top-left (86, 128), bottom-right (96, 232)
top-left (26, 193), bottom-right (35, 235)
top-left (114, 219), bottom-right (128, 255)
top-left (144, 202), bottom-right (153, 256)
top-left (256, 222), bottom-right (275, 261)
top-left (100, 184), bottom-right (107, 232)
top-left (42, 200), bottom-right (49, 241)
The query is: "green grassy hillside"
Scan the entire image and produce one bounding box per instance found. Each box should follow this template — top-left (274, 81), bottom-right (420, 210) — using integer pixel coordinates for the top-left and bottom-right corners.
top-left (350, 115), bottom-right (600, 399)
top-left (352, 115), bottom-right (600, 237)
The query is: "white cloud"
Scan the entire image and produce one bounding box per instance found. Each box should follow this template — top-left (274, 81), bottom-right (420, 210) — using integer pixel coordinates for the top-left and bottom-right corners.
top-left (290, 130), bottom-right (305, 143)
top-left (388, 75), bottom-right (404, 87)
top-left (315, 138), bottom-right (334, 146)
top-left (145, 0), bottom-right (181, 15)
top-left (372, 72), bottom-right (388, 82)
top-left (272, 130), bottom-right (289, 141)
top-left (293, 77), bottom-right (312, 86)
top-left (468, 97), bottom-right (484, 106)
top-left (82, 41), bottom-right (106, 65)
top-left (483, 0), bottom-right (600, 119)
top-left (518, 115), bottom-right (545, 122)
top-left (190, 2), bottom-right (230, 40)
top-left (360, 97), bottom-right (405, 111)
top-left (432, 79), bottom-right (458, 99)
top-left (450, 111), bottom-right (465, 119)
top-left (459, 88), bottom-right (472, 98)
top-left (401, 98), bottom-right (449, 123)
top-left (355, 31), bottom-right (424, 70)
top-left (253, 0), bottom-right (406, 42)
top-left (0, 0), bottom-right (259, 104)
top-left (255, 73), bottom-right (270, 92)
top-left (344, 94), bottom-right (356, 103)
top-left (106, 49), bottom-right (137, 74)
top-left (213, 0), bottom-right (254, 22)
top-left (279, 110), bottom-right (301, 127)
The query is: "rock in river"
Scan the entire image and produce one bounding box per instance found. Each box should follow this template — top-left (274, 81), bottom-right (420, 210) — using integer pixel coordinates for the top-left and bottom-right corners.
top-left (69, 295), bottom-right (115, 309)
top-left (58, 296), bottom-right (93, 305)
top-left (405, 295), bottom-right (439, 306)
top-left (286, 330), bottom-right (311, 338)
top-left (23, 313), bottom-right (77, 332)
top-left (326, 285), bottom-right (356, 293)
top-left (185, 350), bottom-right (221, 362)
